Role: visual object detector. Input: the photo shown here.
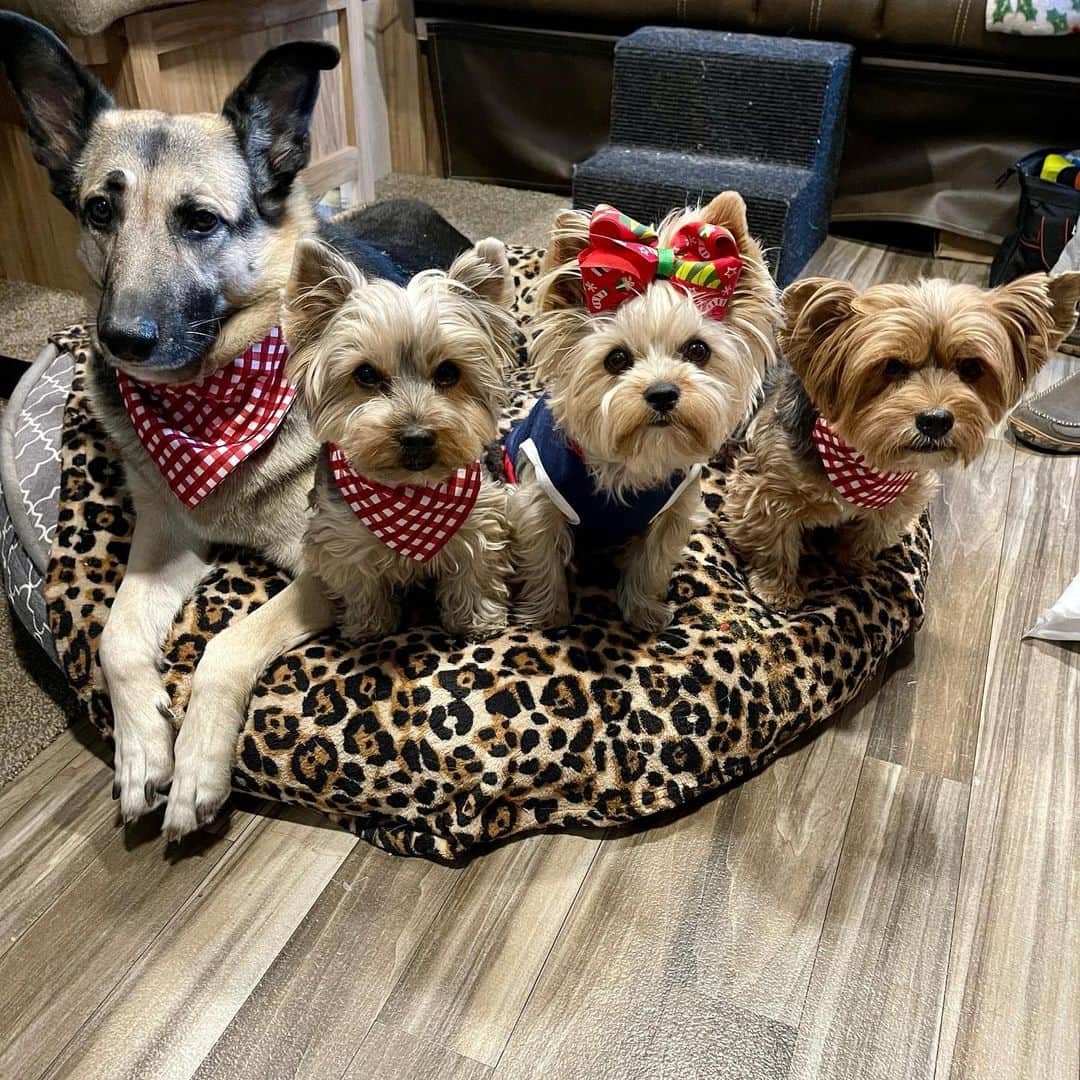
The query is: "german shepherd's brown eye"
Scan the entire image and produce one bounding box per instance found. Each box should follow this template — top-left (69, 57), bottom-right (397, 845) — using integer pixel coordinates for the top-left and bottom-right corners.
top-left (882, 357), bottom-right (909, 380)
top-left (432, 361), bottom-right (460, 388)
top-left (186, 209), bottom-right (220, 235)
top-left (85, 196), bottom-right (112, 228)
top-left (682, 338), bottom-right (711, 365)
top-left (354, 363), bottom-right (383, 388)
top-left (957, 357), bottom-right (984, 382)
top-left (604, 348), bottom-right (633, 375)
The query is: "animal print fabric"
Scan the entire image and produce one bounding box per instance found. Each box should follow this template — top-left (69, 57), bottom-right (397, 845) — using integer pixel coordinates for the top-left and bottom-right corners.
top-left (44, 247), bottom-right (932, 863)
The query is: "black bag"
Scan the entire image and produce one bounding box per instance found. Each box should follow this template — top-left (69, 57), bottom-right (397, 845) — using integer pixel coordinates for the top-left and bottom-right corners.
top-left (991, 149), bottom-right (1080, 287)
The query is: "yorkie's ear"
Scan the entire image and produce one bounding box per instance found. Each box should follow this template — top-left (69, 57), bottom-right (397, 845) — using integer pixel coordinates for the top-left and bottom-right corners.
top-left (779, 277), bottom-right (859, 409)
top-left (537, 208), bottom-right (590, 311)
top-left (698, 191), bottom-right (751, 249)
top-left (991, 270), bottom-right (1080, 387)
top-left (283, 238), bottom-right (362, 387)
top-left (1046, 270), bottom-right (1080, 345)
top-left (448, 237), bottom-right (512, 308)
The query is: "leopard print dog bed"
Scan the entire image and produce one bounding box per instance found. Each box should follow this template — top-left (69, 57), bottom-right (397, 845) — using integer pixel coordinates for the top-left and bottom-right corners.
top-left (44, 246), bottom-right (931, 863)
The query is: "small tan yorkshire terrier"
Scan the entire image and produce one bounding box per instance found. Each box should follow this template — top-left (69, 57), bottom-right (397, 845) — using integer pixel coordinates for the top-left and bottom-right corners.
top-left (283, 237), bottom-right (519, 640)
top-left (506, 194), bottom-right (779, 631)
top-left (725, 271), bottom-right (1080, 610)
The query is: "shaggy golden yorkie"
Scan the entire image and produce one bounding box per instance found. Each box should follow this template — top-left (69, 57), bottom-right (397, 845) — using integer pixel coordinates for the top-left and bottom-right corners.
top-left (506, 193), bottom-right (779, 631)
top-left (282, 237), bottom-right (519, 640)
top-left (725, 271), bottom-right (1080, 611)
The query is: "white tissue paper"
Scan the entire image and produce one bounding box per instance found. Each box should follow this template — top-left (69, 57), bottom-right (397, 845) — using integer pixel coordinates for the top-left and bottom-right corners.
top-left (1025, 571), bottom-right (1080, 641)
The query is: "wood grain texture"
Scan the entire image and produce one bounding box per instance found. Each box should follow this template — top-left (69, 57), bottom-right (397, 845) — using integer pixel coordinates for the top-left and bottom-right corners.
top-left (936, 447), bottom-right (1080, 1080)
top-left (378, 833), bottom-right (598, 1066)
top-left (693, 677), bottom-right (885, 1028)
top-left (344, 1021), bottom-right (491, 1080)
top-left (868, 437), bottom-right (1014, 780)
top-left (0, 815), bottom-right (242, 1078)
top-left (0, 746), bottom-right (117, 958)
top-left (788, 759), bottom-right (967, 1080)
top-left (339, 0), bottom-right (377, 200)
top-left (489, 786), bottom-right (820, 1079)
top-left (0, 722), bottom-right (100, 829)
top-left (801, 237), bottom-right (932, 289)
top-left (377, 0), bottom-right (433, 174)
top-left (195, 840), bottom-right (460, 1080)
top-left (44, 813), bottom-right (355, 1080)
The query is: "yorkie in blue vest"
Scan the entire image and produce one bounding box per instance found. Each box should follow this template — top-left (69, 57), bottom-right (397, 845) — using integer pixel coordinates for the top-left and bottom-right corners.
top-left (506, 193), bottom-right (780, 630)
top-left (724, 271), bottom-right (1080, 611)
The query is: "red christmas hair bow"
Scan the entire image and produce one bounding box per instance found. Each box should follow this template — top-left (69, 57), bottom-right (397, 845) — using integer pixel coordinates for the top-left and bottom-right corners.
top-left (577, 203), bottom-right (744, 320)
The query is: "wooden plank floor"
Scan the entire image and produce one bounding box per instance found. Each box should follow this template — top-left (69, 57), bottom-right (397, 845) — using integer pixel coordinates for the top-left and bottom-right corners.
top-left (1, 237), bottom-right (1076, 1080)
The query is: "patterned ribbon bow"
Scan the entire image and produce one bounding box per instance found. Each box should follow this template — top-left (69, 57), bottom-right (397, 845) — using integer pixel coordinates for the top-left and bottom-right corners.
top-left (578, 203), bottom-right (744, 319)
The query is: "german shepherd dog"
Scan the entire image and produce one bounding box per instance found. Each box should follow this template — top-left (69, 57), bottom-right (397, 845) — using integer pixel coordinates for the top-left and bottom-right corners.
top-left (1, 13), bottom-right (470, 837)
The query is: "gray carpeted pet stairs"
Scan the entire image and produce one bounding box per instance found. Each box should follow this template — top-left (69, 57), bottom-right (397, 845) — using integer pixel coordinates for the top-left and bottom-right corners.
top-left (574, 27), bottom-right (853, 284)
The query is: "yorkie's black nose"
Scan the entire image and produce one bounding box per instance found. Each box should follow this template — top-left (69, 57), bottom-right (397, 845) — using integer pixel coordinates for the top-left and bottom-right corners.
top-left (644, 381), bottom-right (681, 413)
top-left (398, 427), bottom-right (437, 470)
top-left (915, 409), bottom-right (954, 440)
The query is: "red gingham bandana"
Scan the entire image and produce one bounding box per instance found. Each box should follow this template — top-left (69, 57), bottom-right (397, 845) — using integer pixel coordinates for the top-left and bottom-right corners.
top-left (578, 203), bottom-right (743, 320)
top-left (329, 444), bottom-right (482, 563)
top-left (115, 327), bottom-right (295, 509)
top-left (812, 415), bottom-right (916, 510)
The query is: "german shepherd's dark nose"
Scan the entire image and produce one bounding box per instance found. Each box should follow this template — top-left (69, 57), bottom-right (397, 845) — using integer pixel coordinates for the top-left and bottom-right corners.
top-left (99, 315), bottom-right (160, 364)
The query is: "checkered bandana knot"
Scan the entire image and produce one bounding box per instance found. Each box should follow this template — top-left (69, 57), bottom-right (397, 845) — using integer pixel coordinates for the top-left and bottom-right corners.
top-left (812, 415), bottom-right (916, 509)
top-left (115, 327), bottom-right (295, 509)
top-left (329, 444), bottom-right (482, 563)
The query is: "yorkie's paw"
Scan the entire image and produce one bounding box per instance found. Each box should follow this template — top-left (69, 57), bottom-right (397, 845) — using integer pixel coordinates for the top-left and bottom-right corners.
top-left (511, 594), bottom-right (571, 630)
top-left (445, 609), bottom-right (508, 641)
top-left (749, 573), bottom-right (804, 614)
top-left (833, 539), bottom-right (877, 577)
top-left (340, 613), bottom-right (398, 644)
top-left (619, 593), bottom-right (672, 634)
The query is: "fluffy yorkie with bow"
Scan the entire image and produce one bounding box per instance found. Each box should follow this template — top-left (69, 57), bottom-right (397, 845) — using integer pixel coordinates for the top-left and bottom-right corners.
top-left (283, 236), bottom-right (519, 641)
top-left (725, 271), bottom-right (1080, 611)
top-left (507, 193), bottom-right (779, 630)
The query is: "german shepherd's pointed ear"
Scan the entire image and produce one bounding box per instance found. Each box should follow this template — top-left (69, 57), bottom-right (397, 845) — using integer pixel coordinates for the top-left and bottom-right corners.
top-left (222, 41), bottom-right (340, 223)
top-left (283, 238), bottom-right (362, 376)
top-left (0, 13), bottom-right (115, 211)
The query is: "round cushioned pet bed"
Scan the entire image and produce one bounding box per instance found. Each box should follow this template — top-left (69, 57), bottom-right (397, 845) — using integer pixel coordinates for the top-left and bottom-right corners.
top-left (3, 246), bottom-right (931, 863)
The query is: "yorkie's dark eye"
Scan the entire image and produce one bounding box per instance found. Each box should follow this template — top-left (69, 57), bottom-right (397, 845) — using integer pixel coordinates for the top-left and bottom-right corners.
top-left (682, 338), bottom-right (711, 365)
top-left (432, 360), bottom-right (460, 388)
top-left (85, 196), bottom-right (113, 228)
top-left (956, 358), bottom-right (984, 383)
top-left (882, 357), bottom-right (909, 380)
top-left (354, 363), bottom-right (383, 388)
top-left (604, 348), bottom-right (633, 375)
top-left (185, 209), bottom-right (220, 235)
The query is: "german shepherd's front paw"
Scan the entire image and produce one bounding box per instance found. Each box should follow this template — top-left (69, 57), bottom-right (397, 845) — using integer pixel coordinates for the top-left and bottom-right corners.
top-left (163, 747), bottom-right (232, 843)
top-left (162, 704), bottom-right (234, 841)
top-left (111, 690), bottom-right (177, 823)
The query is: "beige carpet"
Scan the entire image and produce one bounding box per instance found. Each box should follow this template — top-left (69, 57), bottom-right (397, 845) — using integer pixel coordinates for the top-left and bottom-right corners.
top-left (0, 280), bottom-right (91, 363)
top-left (0, 174), bottom-right (565, 789)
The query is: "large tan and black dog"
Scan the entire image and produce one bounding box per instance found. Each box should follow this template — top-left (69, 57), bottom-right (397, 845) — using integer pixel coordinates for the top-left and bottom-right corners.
top-left (0, 12), bottom-right (469, 837)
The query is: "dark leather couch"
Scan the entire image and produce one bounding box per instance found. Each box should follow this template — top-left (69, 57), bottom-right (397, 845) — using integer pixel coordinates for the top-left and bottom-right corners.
top-left (417, 0), bottom-right (1080, 242)
top-left (422, 0), bottom-right (1077, 70)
